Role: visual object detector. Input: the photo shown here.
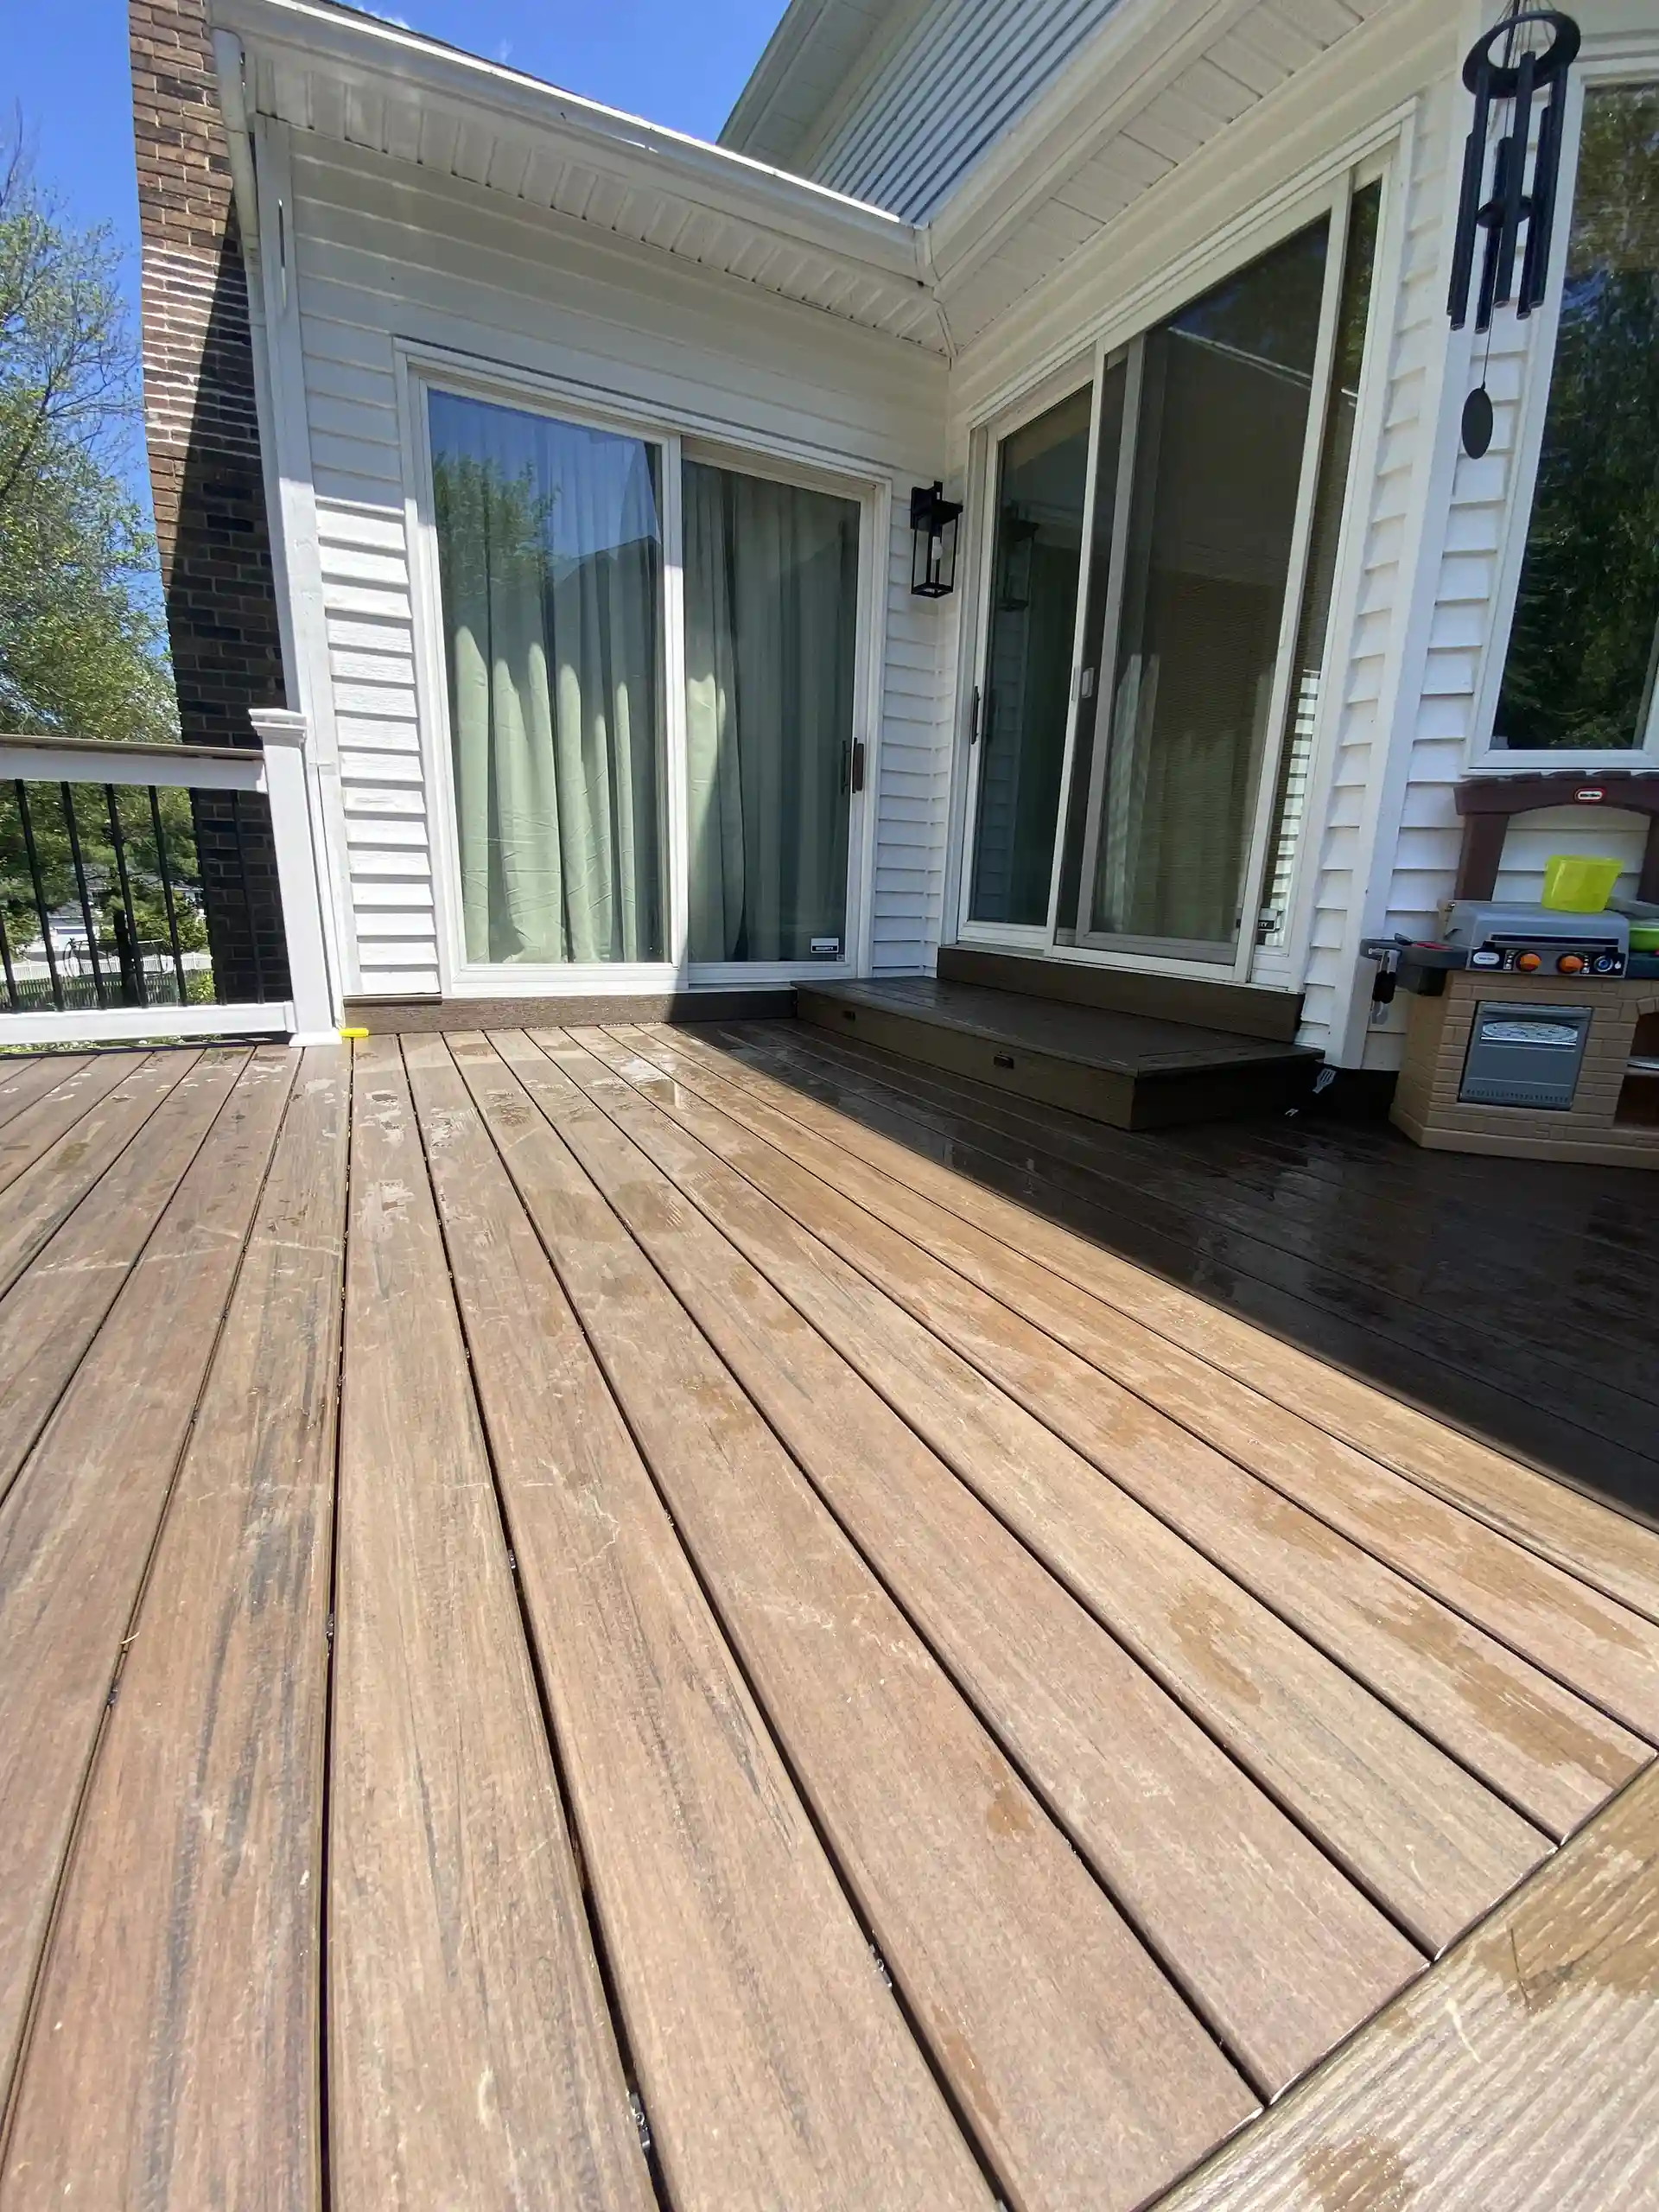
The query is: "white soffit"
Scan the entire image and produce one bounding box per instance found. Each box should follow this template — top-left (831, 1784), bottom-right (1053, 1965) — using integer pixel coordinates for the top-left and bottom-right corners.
top-left (209, 0), bottom-right (949, 352)
top-left (927, 0), bottom-right (1402, 346)
top-left (209, 0), bottom-right (1402, 365)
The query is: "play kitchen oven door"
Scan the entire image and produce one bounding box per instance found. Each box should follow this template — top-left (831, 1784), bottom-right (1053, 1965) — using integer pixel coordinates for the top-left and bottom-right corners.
top-left (1459, 1004), bottom-right (1594, 1109)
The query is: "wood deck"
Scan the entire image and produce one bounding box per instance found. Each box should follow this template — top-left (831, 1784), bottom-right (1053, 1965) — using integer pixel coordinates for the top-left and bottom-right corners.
top-left (1, 1027), bottom-right (1656, 2209)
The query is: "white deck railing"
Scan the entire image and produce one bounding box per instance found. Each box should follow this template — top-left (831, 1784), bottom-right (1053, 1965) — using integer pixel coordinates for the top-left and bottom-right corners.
top-left (0, 712), bottom-right (336, 1047)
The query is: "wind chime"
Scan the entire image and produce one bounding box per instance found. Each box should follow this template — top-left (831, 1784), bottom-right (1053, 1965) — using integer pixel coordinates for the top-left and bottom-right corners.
top-left (1448, 5), bottom-right (1582, 457)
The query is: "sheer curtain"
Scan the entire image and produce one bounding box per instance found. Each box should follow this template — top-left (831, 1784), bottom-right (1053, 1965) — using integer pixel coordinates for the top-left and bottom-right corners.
top-left (430, 391), bottom-right (665, 965)
top-left (682, 461), bottom-right (859, 963)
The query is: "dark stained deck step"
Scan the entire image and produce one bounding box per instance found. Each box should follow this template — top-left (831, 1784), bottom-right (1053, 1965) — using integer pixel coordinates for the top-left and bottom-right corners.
top-left (796, 977), bottom-right (1320, 1131)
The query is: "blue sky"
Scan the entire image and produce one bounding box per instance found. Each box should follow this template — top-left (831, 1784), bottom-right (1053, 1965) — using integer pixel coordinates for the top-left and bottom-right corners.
top-left (5, 0), bottom-right (785, 515)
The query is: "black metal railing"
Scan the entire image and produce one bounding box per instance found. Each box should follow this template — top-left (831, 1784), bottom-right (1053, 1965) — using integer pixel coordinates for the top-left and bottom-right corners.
top-left (0, 773), bottom-right (278, 1017)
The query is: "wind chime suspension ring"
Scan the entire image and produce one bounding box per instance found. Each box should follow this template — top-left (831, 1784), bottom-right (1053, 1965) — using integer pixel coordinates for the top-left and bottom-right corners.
top-left (1463, 10), bottom-right (1581, 99)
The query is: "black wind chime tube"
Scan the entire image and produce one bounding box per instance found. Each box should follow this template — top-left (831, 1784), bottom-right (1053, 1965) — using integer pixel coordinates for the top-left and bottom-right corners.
top-left (1448, 9), bottom-right (1581, 455)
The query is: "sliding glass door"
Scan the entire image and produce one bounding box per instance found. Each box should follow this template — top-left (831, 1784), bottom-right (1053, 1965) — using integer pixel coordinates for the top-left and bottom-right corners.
top-left (683, 462), bottom-right (860, 963)
top-left (967, 385), bottom-right (1093, 925)
top-left (428, 390), bottom-right (868, 979)
top-left (963, 172), bottom-right (1382, 977)
top-left (430, 392), bottom-right (668, 965)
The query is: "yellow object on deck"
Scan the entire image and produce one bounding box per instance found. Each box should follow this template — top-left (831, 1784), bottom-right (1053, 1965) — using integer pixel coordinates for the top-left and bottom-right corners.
top-left (1540, 854), bottom-right (1623, 912)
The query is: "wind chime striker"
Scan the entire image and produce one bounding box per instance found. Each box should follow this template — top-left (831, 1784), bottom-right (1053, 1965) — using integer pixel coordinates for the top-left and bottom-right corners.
top-left (1448, 8), bottom-right (1582, 457)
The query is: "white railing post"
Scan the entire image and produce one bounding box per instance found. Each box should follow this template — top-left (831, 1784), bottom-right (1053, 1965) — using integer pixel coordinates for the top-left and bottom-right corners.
top-left (251, 709), bottom-right (339, 1043)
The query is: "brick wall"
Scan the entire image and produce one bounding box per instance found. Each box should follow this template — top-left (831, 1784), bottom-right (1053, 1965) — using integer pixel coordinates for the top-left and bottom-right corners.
top-left (130, 0), bottom-right (290, 1001)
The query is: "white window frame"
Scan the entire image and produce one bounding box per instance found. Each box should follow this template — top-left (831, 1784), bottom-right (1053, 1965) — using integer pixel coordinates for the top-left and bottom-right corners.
top-left (951, 155), bottom-right (1396, 988)
top-left (1470, 48), bottom-right (1659, 772)
top-left (399, 343), bottom-right (890, 998)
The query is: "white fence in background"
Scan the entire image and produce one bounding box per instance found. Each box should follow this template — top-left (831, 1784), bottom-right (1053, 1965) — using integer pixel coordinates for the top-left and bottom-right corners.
top-left (0, 714), bottom-right (337, 1048)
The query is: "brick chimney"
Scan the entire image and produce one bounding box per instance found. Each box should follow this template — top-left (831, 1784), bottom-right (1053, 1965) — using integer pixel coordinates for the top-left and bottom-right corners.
top-left (130, 0), bottom-right (290, 1001)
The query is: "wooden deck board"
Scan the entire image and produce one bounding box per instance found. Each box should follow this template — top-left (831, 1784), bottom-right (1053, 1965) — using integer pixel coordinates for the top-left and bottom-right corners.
top-left (0, 1050), bottom-right (249, 1505)
top-left (403, 1033), bottom-right (993, 2212)
top-left (712, 1020), bottom-right (1659, 1536)
top-left (328, 1039), bottom-right (652, 2212)
top-left (0, 1052), bottom-right (138, 1195)
top-left (0, 1048), bottom-right (296, 2102)
top-left (0, 1055), bottom-right (90, 1134)
top-left (524, 1029), bottom-right (1425, 2099)
top-left (461, 1029), bottom-right (1259, 2212)
top-left (586, 1027), bottom-right (1552, 1945)
top-left (774, 1014), bottom-right (1659, 1401)
top-left (1159, 1763), bottom-right (1659, 2210)
top-left (696, 1022), bottom-right (1659, 1620)
top-left (0, 1049), bottom-right (201, 1299)
top-left (2, 1047), bottom-right (348, 2211)
top-left (628, 1028), bottom-right (1659, 1797)
top-left (0, 1026), bottom-right (1652, 2205)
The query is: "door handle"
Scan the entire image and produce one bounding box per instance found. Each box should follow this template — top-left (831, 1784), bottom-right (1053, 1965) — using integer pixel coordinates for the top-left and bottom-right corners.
top-left (850, 740), bottom-right (867, 794)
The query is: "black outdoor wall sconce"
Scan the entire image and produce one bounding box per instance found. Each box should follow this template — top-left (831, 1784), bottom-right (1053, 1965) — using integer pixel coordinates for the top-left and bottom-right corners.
top-left (910, 480), bottom-right (963, 597)
top-left (1449, 6), bottom-right (1581, 456)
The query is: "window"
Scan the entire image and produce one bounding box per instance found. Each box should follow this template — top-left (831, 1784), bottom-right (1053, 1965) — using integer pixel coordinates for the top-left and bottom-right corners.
top-left (1494, 82), bottom-right (1659, 753)
top-left (427, 388), bottom-right (868, 973)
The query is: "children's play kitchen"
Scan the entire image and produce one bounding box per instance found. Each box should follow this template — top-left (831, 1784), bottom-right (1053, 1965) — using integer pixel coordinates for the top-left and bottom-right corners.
top-left (1365, 773), bottom-right (1659, 1167)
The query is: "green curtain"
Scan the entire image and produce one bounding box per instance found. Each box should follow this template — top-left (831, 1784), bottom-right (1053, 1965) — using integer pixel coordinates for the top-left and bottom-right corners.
top-left (682, 461), bottom-right (858, 963)
top-left (431, 391), bottom-right (665, 964)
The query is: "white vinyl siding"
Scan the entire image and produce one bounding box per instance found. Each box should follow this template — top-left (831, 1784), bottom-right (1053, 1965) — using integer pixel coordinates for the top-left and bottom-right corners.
top-left (805, 0), bottom-right (1128, 219)
top-left (280, 130), bottom-right (951, 995)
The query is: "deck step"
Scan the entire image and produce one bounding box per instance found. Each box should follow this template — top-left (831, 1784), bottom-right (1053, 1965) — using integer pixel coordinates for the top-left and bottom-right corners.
top-left (794, 977), bottom-right (1320, 1131)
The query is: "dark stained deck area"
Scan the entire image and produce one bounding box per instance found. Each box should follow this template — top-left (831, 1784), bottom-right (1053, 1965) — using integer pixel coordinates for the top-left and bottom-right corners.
top-left (0, 1027), bottom-right (1656, 2210)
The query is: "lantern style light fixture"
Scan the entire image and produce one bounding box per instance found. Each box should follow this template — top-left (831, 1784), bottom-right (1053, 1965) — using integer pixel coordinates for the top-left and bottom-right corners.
top-left (1448, 7), bottom-right (1581, 455)
top-left (909, 480), bottom-right (963, 597)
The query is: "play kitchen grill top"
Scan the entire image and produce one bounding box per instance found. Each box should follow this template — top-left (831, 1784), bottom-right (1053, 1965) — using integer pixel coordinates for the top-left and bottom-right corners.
top-left (1362, 903), bottom-right (1640, 997)
top-left (1440, 901), bottom-right (1628, 976)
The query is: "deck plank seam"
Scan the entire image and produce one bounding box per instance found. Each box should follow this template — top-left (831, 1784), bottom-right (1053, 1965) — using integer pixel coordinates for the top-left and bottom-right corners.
top-left (315, 1045), bottom-right (354, 2212)
top-left (582, 1024), bottom-right (1492, 1963)
top-left (0, 1051), bottom-right (253, 1517)
top-left (0, 1052), bottom-right (207, 1305)
top-left (449, 1030), bottom-right (1027, 2209)
top-left (694, 1025), bottom-right (1659, 1614)
top-left (753, 1021), bottom-right (1659, 1396)
top-left (714, 1025), bottom-right (1659, 1480)
top-left (521, 1025), bottom-right (1320, 2109)
top-left (606, 1028), bottom-right (1614, 1855)
top-left (0, 1056), bottom-right (92, 1137)
top-left (0, 1047), bottom-right (300, 2153)
top-left (1144, 1753), bottom-right (1659, 2209)
top-left (0, 1052), bottom-right (162, 1204)
top-left (757, 1017), bottom-right (1657, 1274)
top-left (668, 1034), bottom-right (1659, 1758)
top-left (397, 1036), bottom-right (677, 2212)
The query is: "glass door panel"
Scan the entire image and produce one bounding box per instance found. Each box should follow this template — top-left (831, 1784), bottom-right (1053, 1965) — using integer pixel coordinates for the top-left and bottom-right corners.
top-left (1258, 181), bottom-right (1382, 950)
top-left (1054, 356), bottom-right (1129, 942)
top-left (429, 391), bottom-right (667, 964)
top-left (968, 385), bottom-right (1093, 926)
top-left (1076, 220), bottom-right (1332, 959)
top-left (683, 461), bottom-right (861, 963)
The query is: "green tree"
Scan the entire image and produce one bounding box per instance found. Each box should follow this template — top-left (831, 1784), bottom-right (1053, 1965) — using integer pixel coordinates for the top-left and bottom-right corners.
top-left (0, 118), bottom-right (199, 996)
top-left (0, 121), bottom-right (176, 741)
